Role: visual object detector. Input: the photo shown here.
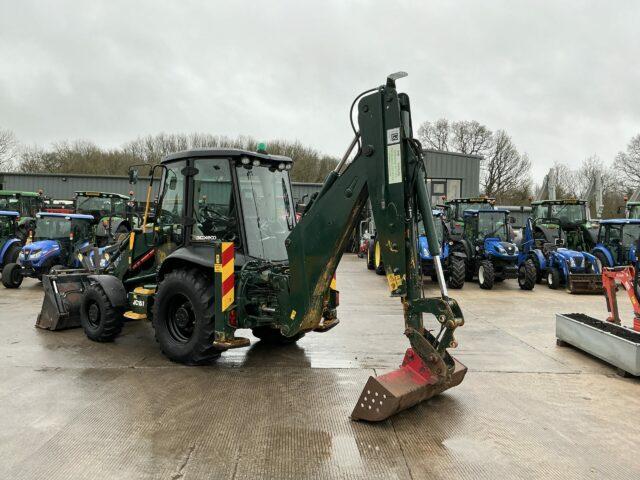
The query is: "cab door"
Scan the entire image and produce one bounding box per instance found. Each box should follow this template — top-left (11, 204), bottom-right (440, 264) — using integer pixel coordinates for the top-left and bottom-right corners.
top-left (154, 160), bottom-right (187, 266)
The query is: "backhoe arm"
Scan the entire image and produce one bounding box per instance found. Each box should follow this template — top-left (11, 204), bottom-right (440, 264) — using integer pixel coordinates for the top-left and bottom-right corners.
top-left (284, 73), bottom-right (467, 421)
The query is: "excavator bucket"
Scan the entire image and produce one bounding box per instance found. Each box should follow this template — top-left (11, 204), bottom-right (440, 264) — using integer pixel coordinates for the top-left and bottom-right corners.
top-left (36, 271), bottom-right (90, 330)
top-left (351, 348), bottom-right (467, 422)
top-left (567, 273), bottom-right (603, 294)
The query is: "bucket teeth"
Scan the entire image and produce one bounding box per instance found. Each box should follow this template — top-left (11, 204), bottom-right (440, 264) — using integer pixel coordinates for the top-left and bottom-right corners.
top-left (351, 349), bottom-right (467, 422)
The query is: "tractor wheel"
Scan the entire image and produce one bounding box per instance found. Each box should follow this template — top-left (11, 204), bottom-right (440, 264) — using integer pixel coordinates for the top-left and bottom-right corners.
top-left (252, 326), bottom-right (305, 344)
top-left (152, 269), bottom-right (221, 365)
top-left (366, 241), bottom-right (375, 270)
top-left (532, 257), bottom-right (544, 283)
top-left (478, 260), bottom-right (495, 290)
top-left (80, 283), bottom-right (124, 342)
top-left (547, 267), bottom-right (561, 289)
top-left (518, 259), bottom-right (536, 290)
top-left (447, 257), bottom-right (465, 289)
top-left (1, 263), bottom-right (23, 289)
top-left (593, 251), bottom-right (609, 271)
top-left (374, 241), bottom-right (385, 275)
top-left (3, 243), bottom-right (22, 266)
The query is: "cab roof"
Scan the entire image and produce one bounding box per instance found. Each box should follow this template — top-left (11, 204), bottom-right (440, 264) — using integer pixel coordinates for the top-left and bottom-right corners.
top-left (163, 148), bottom-right (293, 164)
top-left (464, 208), bottom-right (510, 216)
top-left (446, 197), bottom-right (495, 204)
top-left (0, 190), bottom-right (41, 197)
top-left (0, 210), bottom-right (20, 217)
top-left (75, 191), bottom-right (129, 199)
top-left (599, 218), bottom-right (640, 225)
top-left (36, 212), bottom-right (94, 221)
top-left (531, 199), bottom-right (586, 205)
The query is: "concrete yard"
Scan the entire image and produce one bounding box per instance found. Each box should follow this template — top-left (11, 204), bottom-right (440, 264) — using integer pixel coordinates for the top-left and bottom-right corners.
top-left (0, 254), bottom-right (638, 479)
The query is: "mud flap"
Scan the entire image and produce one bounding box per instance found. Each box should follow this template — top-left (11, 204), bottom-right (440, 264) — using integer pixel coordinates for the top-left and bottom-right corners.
top-left (351, 348), bottom-right (467, 422)
top-left (567, 273), bottom-right (603, 294)
top-left (36, 272), bottom-right (90, 330)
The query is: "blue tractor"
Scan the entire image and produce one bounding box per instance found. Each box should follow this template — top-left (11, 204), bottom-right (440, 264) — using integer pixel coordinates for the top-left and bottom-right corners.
top-left (520, 204), bottom-right (601, 293)
top-left (0, 210), bottom-right (23, 270)
top-left (454, 209), bottom-right (535, 290)
top-left (592, 219), bottom-right (640, 268)
top-left (1, 212), bottom-right (95, 288)
top-left (418, 209), bottom-right (466, 289)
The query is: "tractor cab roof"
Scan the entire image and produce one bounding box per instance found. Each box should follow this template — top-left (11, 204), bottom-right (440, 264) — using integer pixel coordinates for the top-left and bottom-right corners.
top-left (432, 209), bottom-right (443, 217)
top-left (464, 208), bottom-right (510, 217)
top-left (0, 210), bottom-right (20, 217)
top-left (36, 212), bottom-right (94, 221)
top-left (75, 191), bottom-right (129, 200)
top-left (599, 218), bottom-right (640, 225)
top-left (446, 197), bottom-right (495, 205)
top-left (0, 190), bottom-right (42, 197)
top-left (531, 199), bottom-right (586, 206)
top-left (163, 148), bottom-right (293, 166)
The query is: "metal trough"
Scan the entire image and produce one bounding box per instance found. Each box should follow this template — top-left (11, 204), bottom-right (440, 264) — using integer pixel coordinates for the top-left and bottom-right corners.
top-left (556, 313), bottom-right (640, 376)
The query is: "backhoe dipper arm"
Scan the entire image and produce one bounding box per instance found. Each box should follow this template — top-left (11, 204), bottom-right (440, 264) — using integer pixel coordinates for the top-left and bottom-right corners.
top-left (283, 74), bottom-right (466, 420)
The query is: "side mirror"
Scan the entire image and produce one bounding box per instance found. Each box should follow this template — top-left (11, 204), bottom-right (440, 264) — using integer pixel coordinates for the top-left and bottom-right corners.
top-left (128, 168), bottom-right (139, 185)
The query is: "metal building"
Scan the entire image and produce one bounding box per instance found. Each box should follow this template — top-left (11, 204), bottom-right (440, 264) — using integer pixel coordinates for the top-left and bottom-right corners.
top-left (423, 149), bottom-right (482, 205)
top-left (0, 150), bottom-right (481, 205)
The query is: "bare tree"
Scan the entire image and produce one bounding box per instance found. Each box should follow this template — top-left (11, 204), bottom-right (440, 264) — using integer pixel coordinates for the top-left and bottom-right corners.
top-left (0, 129), bottom-right (19, 170)
top-left (482, 130), bottom-right (531, 198)
top-left (417, 119), bottom-right (450, 151)
top-left (614, 134), bottom-right (640, 188)
top-left (450, 120), bottom-right (493, 156)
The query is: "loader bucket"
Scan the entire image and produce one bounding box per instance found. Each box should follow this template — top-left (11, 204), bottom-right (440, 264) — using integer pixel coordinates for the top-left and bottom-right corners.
top-left (36, 272), bottom-right (89, 330)
top-left (351, 348), bottom-right (467, 422)
top-left (567, 273), bottom-right (603, 294)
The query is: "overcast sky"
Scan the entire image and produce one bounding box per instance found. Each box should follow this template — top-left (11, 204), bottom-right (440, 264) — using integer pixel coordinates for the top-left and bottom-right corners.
top-left (1, 1), bottom-right (639, 182)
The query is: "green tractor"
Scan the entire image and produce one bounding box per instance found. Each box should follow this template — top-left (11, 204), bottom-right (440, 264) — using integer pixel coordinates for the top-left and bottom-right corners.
top-left (0, 190), bottom-right (45, 241)
top-left (38, 73), bottom-right (467, 421)
top-left (74, 191), bottom-right (134, 246)
top-left (530, 199), bottom-right (597, 252)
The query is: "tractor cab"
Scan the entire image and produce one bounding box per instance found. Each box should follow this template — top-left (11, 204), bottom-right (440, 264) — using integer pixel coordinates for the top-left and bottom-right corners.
top-left (531, 199), bottom-right (595, 251)
top-left (0, 210), bottom-right (19, 239)
top-left (463, 209), bottom-right (514, 249)
top-left (627, 201), bottom-right (640, 219)
top-left (0, 190), bottom-right (45, 240)
top-left (593, 219), bottom-right (640, 267)
top-left (445, 197), bottom-right (495, 238)
top-left (131, 148), bottom-right (295, 270)
top-left (74, 191), bottom-right (132, 245)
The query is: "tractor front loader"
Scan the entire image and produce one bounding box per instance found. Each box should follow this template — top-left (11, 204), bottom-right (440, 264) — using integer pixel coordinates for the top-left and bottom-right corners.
top-left (38, 73), bottom-right (466, 421)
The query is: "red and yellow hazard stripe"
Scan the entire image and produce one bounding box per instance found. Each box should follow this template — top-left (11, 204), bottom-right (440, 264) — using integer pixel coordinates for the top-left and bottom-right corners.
top-left (220, 242), bottom-right (234, 311)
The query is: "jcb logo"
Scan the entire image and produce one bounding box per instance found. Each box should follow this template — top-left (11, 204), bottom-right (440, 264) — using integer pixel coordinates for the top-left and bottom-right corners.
top-left (133, 299), bottom-right (145, 307)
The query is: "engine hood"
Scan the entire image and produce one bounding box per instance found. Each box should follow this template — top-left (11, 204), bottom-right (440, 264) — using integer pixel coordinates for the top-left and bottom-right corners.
top-left (484, 238), bottom-right (518, 257)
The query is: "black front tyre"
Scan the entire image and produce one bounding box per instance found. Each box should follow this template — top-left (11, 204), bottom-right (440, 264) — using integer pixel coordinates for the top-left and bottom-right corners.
top-left (447, 256), bottom-right (465, 289)
top-left (252, 326), bottom-right (305, 344)
top-left (366, 241), bottom-right (375, 270)
top-left (81, 283), bottom-right (124, 342)
top-left (152, 269), bottom-right (221, 365)
top-left (1, 263), bottom-right (23, 288)
top-left (478, 260), bottom-right (495, 290)
top-left (518, 259), bottom-right (537, 290)
top-left (547, 267), bottom-right (561, 289)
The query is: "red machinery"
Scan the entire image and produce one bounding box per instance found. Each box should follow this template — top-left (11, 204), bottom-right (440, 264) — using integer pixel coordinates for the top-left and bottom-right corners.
top-left (602, 266), bottom-right (640, 332)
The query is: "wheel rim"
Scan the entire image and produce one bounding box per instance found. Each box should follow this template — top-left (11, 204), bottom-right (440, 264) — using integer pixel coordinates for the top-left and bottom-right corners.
top-left (478, 266), bottom-right (485, 284)
top-left (166, 294), bottom-right (195, 343)
top-left (548, 272), bottom-right (553, 285)
top-left (374, 242), bottom-right (381, 268)
top-left (87, 302), bottom-right (100, 327)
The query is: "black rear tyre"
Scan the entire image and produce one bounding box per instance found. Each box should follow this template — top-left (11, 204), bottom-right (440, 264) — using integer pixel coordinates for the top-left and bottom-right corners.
top-left (447, 256), bottom-right (465, 289)
top-left (81, 283), bottom-right (124, 342)
top-left (366, 241), bottom-right (375, 270)
top-left (518, 259), bottom-right (536, 290)
top-left (252, 326), bottom-right (305, 344)
top-left (1, 263), bottom-right (23, 288)
top-left (152, 269), bottom-right (221, 365)
top-left (478, 260), bottom-right (495, 290)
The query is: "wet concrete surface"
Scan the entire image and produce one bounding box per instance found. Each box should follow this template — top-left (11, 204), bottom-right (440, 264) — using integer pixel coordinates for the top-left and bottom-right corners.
top-left (0, 254), bottom-right (638, 479)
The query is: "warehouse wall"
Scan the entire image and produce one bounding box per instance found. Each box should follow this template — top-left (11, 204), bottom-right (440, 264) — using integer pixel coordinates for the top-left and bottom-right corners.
top-left (1, 150), bottom-right (480, 204)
